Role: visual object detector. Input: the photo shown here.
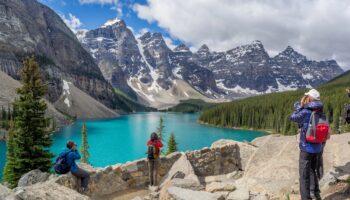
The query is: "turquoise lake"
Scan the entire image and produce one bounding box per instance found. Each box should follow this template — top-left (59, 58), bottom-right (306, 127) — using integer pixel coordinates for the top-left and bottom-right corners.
top-left (0, 112), bottom-right (265, 180)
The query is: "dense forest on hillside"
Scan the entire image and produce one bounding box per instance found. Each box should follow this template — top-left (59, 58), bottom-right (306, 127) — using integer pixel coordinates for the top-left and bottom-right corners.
top-left (114, 89), bottom-right (155, 112)
top-left (161, 99), bottom-right (216, 113)
top-left (199, 71), bottom-right (350, 135)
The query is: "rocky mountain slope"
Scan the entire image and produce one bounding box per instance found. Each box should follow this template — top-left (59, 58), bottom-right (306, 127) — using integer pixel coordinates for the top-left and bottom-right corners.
top-left (79, 20), bottom-right (220, 108)
top-left (2, 133), bottom-right (350, 200)
top-left (0, 0), bottom-right (117, 111)
top-left (0, 71), bottom-right (68, 128)
top-left (79, 19), bottom-right (344, 106)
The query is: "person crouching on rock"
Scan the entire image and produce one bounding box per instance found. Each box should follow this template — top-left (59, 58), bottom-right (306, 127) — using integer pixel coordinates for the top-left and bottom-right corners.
top-left (147, 132), bottom-right (163, 186)
top-left (66, 140), bottom-right (90, 193)
top-left (290, 89), bottom-right (324, 200)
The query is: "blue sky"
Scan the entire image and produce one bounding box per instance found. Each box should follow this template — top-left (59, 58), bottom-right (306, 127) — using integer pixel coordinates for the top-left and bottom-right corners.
top-left (38, 0), bottom-right (350, 69)
top-left (38, 0), bottom-right (181, 48)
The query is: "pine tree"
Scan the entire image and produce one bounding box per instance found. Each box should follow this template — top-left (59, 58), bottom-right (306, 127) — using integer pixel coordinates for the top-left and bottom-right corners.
top-left (166, 133), bottom-right (177, 155)
top-left (156, 117), bottom-right (165, 141)
top-left (3, 56), bottom-right (53, 187)
top-left (3, 121), bottom-right (17, 188)
top-left (1, 106), bottom-right (6, 120)
top-left (80, 123), bottom-right (90, 164)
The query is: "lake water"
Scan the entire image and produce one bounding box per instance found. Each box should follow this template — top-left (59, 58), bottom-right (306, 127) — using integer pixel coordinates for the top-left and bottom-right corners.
top-left (0, 112), bottom-right (265, 180)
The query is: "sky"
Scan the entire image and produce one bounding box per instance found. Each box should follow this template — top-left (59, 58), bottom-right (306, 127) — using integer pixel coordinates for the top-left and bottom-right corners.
top-left (39, 0), bottom-right (350, 70)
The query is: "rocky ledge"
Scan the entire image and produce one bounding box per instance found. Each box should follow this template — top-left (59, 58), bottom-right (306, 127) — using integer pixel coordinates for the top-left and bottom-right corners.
top-left (1, 133), bottom-right (350, 200)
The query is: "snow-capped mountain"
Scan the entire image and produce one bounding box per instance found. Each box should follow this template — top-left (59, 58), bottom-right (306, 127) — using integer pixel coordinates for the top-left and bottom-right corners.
top-left (191, 41), bottom-right (344, 97)
top-left (79, 20), bottom-right (220, 108)
top-left (78, 19), bottom-right (344, 107)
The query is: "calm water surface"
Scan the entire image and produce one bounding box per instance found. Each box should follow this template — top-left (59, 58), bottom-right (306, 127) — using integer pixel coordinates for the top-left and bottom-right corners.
top-left (0, 112), bottom-right (265, 180)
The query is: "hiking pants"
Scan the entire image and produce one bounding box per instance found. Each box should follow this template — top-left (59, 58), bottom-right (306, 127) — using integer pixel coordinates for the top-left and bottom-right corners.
top-left (148, 159), bottom-right (158, 186)
top-left (299, 151), bottom-right (320, 200)
top-left (72, 168), bottom-right (90, 189)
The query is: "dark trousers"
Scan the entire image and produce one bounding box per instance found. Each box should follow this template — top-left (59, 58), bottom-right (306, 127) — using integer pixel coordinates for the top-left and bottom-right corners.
top-left (148, 159), bottom-right (158, 186)
top-left (72, 168), bottom-right (90, 189)
top-left (299, 151), bottom-right (320, 200)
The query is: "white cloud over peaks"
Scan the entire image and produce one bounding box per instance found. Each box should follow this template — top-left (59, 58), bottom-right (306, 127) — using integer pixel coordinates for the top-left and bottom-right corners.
top-left (134, 0), bottom-right (350, 69)
top-left (61, 13), bottom-right (83, 33)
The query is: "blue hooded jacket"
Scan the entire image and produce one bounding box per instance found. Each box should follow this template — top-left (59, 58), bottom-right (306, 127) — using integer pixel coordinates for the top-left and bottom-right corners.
top-left (290, 100), bottom-right (323, 154)
top-left (58, 148), bottom-right (81, 172)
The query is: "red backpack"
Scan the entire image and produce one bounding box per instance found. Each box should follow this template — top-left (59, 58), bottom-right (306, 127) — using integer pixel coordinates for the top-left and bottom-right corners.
top-left (305, 110), bottom-right (330, 143)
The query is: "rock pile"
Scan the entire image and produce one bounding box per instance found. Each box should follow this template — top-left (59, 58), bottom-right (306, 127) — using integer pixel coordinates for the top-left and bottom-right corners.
top-left (1, 133), bottom-right (350, 200)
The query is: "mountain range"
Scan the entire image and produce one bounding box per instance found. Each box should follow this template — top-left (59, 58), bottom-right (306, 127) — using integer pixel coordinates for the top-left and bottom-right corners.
top-left (78, 19), bottom-right (344, 107)
top-left (0, 0), bottom-right (345, 115)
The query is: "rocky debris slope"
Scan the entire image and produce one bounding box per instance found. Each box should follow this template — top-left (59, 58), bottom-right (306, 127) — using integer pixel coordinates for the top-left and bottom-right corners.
top-left (1, 133), bottom-right (350, 200)
top-left (0, 0), bottom-right (116, 110)
top-left (0, 68), bottom-right (68, 129)
top-left (54, 80), bottom-right (118, 119)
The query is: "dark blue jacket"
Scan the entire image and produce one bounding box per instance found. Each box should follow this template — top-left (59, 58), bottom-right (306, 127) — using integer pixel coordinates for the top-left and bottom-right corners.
top-left (59, 149), bottom-right (81, 172)
top-left (290, 100), bottom-right (323, 153)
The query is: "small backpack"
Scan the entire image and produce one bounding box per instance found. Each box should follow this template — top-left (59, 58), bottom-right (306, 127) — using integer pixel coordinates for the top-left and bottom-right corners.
top-left (305, 110), bottom-right (330, 143)
top-left (148, 143), bottom-right (156, 160)
top-left (54, 151), bottom-right (71, 174)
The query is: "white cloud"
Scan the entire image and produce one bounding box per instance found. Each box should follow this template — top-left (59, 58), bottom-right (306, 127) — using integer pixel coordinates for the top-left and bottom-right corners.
top-left (60, 13), bottom-right (83, 33)
top-left (163, 37), bottom-right (176, 50)
top-left (135, 28), bottom-right (150, 38)
top-left (134, 0), bottom-right (350, 69)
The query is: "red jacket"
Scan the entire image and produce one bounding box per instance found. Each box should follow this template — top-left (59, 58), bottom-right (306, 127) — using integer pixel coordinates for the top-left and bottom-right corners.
top-left (147, 140), bottom-right (163, 158)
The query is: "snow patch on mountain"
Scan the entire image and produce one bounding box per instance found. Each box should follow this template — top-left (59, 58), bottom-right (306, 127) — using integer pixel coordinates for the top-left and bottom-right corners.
top-left (62, 80), bottom-right (71, 108)
top-left (302, 73), bottom-right (314, 80)
top-left (101, 18), bottom-right (121, 28)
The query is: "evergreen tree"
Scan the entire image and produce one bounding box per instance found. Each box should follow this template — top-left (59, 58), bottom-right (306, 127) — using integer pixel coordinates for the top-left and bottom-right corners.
top-left (3, 121), bottom-right (17, 188)
top-left (166, 133), bottom-right (177, 155)
top-left (156, 117), bottom-right (165, 141)
top-left (80, 123), bottom-right (90, 164)
top-left (1, 106), bottom-right (6, 120)
top-left (4, 56), bottom-right (53, 187)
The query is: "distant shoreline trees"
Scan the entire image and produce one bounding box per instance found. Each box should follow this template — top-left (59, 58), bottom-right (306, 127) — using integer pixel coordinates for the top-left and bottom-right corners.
top-left (3, 56), bottom-right (53, 188)
top-left (199, 74), bottom-right (350, 135)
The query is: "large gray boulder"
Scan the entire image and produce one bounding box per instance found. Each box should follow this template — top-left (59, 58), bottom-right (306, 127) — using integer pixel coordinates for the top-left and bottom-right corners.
top-left (17, 170), bottom-right (51, 187)
top-left (160, 153), bottom-right (200, 187)
top-left (166, 186), bottom-right (224, 200)
top-left (211, 140), bottom-right (257, 171)
top-left (0, 184), bottom-right (13, 199)
top-left (13, 182), bottom-right (90, 200)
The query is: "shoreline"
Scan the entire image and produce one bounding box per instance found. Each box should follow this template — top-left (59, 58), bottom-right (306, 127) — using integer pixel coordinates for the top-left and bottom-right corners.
top-left (197, 120), bottom-right (274, 134)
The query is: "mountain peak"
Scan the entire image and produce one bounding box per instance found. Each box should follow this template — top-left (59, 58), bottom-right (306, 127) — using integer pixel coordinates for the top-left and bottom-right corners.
top-left (198, 44), bottom-right (210, 52)
top-left (276, 46), bottom-right (307, 63)
top-left (174, 44), bottom-right (190, 52)
top-left (101, 18), bottom-right (125, 28)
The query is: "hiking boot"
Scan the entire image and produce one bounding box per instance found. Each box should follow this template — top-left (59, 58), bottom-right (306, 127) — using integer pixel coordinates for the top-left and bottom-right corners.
top-left (78, 187), bottom-right (89, 195)
top-left (310, 192), bottom-right (322, 200)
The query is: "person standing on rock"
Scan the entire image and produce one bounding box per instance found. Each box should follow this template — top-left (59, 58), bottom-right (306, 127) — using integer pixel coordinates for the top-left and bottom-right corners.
top-left (147, 132), bottom-right (163, 186)
top-left (65, 140), bottom-right (90, 193)
top-left (290, 89), bottom-right (325, 200)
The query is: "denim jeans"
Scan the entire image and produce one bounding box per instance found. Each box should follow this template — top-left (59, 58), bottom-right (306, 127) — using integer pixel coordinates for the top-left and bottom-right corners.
top-left (72, 168), bottom-right (90, 189)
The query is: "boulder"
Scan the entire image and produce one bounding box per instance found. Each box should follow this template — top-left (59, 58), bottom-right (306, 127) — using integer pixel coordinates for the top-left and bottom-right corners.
top-left (160, 153), bottom-right (200, 187)
top-left (205, 182), bottom-right (236, 193)
top-left (17, 169), bottom-right (51, 187)
top-left (227, 187), bottom-right (250, 200)
top-left (166, 186), bottom-right (223, 200)
top-left (211, 140), bottom-right (257, 171)
top-left (13, 182), bottom-right (90, 200)
top-left (0, 184), bottom-right (13, 199)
